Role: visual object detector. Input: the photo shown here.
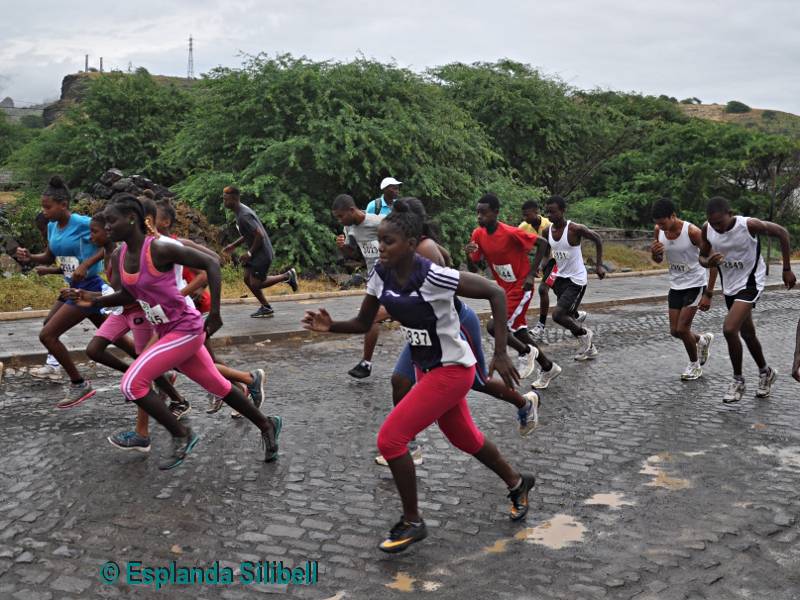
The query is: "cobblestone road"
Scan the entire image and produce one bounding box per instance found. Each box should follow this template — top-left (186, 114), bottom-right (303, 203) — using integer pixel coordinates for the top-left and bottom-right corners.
top-left (1, 290), bottom-right (799, 599)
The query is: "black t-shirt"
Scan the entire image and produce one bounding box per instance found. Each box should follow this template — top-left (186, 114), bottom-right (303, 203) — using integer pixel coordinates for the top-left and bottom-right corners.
top-left (235, 203), bottom-right (273, 261)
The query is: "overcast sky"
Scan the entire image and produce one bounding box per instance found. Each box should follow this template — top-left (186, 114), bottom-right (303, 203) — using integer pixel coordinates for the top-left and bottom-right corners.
top-left (1, 0), bottom-right (798, 113)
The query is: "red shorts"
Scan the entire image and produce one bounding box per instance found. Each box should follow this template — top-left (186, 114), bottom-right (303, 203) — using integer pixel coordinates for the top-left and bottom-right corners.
top-left (506, 288), bottom-right (533, 332)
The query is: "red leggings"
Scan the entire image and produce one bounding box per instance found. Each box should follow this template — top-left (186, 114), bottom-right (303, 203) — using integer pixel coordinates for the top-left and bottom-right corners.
top-left (377, 364), bottom-right (485, 461)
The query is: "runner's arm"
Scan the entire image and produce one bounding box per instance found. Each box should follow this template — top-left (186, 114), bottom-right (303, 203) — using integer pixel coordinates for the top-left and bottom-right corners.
top-left (302, 294), bottom-right (381, 335)
top-left (72, 246), bottom-right (105, 282)
top-left (417, 238), bottom-right (446, 267)
top-left (747, 218), bottom-right (796, 289)
top-left (577, 224), bottom-right (605, 279)
top-left (651, 226), bottom-right (664, 263)
top-left (531, 227), bottom-right (550, 274)
top-left (222, 236), bottom-right (245, 254)
top-left (697, 224), bottom-right (721, 268)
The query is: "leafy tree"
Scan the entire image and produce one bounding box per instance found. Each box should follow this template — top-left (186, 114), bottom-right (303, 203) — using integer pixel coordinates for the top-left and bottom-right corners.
top-left (725, 100), bottom-right (751, 114)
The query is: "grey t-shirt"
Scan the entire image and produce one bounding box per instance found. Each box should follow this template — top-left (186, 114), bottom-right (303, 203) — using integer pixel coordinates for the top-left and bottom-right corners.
top-left (235, 203), bottom-right (273, 261)
top-left (344, 213), bottom-right (384, 271)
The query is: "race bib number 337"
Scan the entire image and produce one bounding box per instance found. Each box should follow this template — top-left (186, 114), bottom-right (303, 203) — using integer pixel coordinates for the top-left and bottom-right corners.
top-left (401, 326), bottom-right (432, 346)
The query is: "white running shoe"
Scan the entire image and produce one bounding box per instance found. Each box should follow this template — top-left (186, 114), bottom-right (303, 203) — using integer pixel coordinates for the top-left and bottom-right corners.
top-left (29, 364), bottom-right (63, 380)
top-left (680, 363), bottom-right (702, 381)
top-left (574, 344), bottom-right (599, 361)
top-left (576, 311), bottom-right (588, 323)
top-left (518, 392), bottom-right (540, 436)
top-left (518, 345), bottom-right (539, 379)
top-left (723, 379), bottom-right (746, 404)
top-left (756, 367), bottom-right (777, 398)
top-left (375, 446), bottom-right (424, 467)
top-left (532, 362), bottom-right (562, 389)
top-left (698, 333), bottom-right (714, 366)
top-left (576, 329), bottom-right (593, 355)
top-left (530, 322), bottom-right (546, 342)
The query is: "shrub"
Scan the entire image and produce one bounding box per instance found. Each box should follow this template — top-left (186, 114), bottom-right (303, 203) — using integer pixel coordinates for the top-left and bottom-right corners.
top-left (725, 100), bottom-right (751, 114)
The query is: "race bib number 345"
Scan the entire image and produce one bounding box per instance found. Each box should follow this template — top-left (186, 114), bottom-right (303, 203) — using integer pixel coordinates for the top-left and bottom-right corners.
top-left (138, 300), bottom-right (170, 325)
top-left (401, 326), bottom-right (432, 346)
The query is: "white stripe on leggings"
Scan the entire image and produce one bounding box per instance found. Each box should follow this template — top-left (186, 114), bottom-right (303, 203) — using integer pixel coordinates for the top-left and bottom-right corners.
top-left (122, 333), bottom-right (198, 400)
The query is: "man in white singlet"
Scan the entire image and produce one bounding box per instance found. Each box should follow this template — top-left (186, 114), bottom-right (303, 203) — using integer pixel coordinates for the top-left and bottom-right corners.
top-left (650, 198), bottom-right (717, 381)
top-left (699, 196), bottom-right (796, 403)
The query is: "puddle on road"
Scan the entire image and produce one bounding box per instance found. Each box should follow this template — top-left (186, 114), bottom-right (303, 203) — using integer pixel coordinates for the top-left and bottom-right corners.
top-left (584, 492), bottom-right (635, 509)
top-left (640, 455), bottom-right (691, 490)
top-left (753, 445), bottom-right (800, 468)
top-left (483, 538), bottom-right (510, 554)
top-left (515, 514), bottom-right (587, 549)
top-left (386, 572), bottom-right (416, 592)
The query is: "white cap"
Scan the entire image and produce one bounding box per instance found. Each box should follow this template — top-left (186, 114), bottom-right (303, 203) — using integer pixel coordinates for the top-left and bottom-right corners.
top-left (380, 177), bottom-right (402, 190)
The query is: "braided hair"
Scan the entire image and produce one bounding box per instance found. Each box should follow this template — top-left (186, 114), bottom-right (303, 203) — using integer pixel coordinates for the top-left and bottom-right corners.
top-left (109, 192), bottom-right (147, 233)
top-left (43, 175), bottom-right (71, 204)
top-left (384, 197), bottom-right (423, 241)
top-left (401, 197), bottom-right (442, 243)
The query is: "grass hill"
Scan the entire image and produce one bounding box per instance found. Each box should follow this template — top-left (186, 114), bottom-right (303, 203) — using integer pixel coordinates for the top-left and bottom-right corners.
top-left (680, 103), bottom-right (800, 138)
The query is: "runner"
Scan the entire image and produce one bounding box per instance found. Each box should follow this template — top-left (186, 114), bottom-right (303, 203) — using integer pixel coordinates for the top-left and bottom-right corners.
top-left (75, 193), bottom-right (281, 468)
top-left (303, 199), bottom-right (536, 553)
top-left (154, 200), bottom-right (266, 417)
top-left (14, 176), bottom-right (106, 408)
top-left (383, 198), bottom-right (539, 469)
top-left (465, 193), bottom-right (560, 385)
top-left (332, 193), bottom-right (386, 378)
top-left (365, 177), bottom-right (402, 216)
top-left (221, 186), bottom-right (297, 318)
top-left (698, 196), bottom-right (795, 403)
top-left (532, 196), bottom-right (605, 372)
top-left (650, 198), bottom-right (716, 381)
top-left (519, 200), bottom-right (556, 341)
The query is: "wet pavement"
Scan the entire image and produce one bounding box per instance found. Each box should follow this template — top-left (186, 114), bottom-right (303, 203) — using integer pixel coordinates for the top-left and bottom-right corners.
top-left (1, 290), bottom-right (799, 599)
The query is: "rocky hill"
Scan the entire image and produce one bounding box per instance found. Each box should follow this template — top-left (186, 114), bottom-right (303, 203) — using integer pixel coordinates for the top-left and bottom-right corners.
top-left (680, 103), bottom-right (800, 138)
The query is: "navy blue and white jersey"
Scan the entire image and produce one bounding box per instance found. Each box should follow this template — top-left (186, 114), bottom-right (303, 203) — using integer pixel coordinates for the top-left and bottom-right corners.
top-left (367, 255), bottom-right (476, 372)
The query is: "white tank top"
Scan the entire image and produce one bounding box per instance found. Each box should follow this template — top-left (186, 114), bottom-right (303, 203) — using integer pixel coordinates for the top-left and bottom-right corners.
top-left (705, 216), bottom-right (765, 296)
top-left (658, 221), bottom-right (707, 290)
top-left (548, 221), bottom-right (587, 286)
top-left (155, 235), bottom-right (196, 310)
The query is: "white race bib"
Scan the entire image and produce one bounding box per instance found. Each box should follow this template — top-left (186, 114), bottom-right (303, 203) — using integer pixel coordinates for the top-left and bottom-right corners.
top-left (553, 250), bottom-right (570, 261)
top-left (401, 326), bottom-right (432, 347)
top-left (669, 263), bottom-right (689, 273)
top-left (359, 240), bottom-right (380, 259)
top-left (100, 283), bottom-right (122, 316)
top-left (492, 263), bottom-right (517, 283)
top-left (721, 260), bottom-right (744, 270)
top-left (57, 256), bottom-right (80, 277)
top-left (138, 300), bottom-right (170, 325)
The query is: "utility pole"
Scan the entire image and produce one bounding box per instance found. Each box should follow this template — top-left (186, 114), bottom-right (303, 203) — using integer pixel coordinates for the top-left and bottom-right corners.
top-left (100, 57), bottom-right (104, 73)
top-left (85, 54), bottom-right (89, 72)
top-left (187, 35), bottom-right (194, 80)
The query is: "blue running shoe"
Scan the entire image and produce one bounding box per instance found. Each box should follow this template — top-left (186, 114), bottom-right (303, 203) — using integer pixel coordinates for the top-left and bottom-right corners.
top-left (262, 416), bottom-right (282, 462)
top-left (247, 369), bottom-right (265, 409)
top-left (107, 430), bottom-right (151, 453)
top-left (158, 428), bottom-right (200, 470)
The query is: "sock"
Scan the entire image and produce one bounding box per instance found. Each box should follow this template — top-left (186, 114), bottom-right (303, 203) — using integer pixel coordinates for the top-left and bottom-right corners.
top-left (734, 374), bottom-right (745, 382)
top-left (508, 478), bottom-right (523, 492)
top-left (690, 361), bottom-right (700, 368)
top-left (759, 366), bottom-right (770, 375)
top-left (362, 360), bottom-right (372, 367)
top-left (71, 378), bottom-right (85, 385)
top-left (538, 315), bottom-right (547, 325)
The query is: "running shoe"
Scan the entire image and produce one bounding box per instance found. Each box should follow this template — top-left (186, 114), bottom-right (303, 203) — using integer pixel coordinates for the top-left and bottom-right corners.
top-left (250, 305), bottom-right (275, 318)
top-left (29, 364), bottom-right (63, 381)
top-left (169, 400), bottom-right (192, 420)
top-left (247, 369), bottom-right (266, 409)
top-left (756, 367), bottom-right (777, 398)
top-left (575, 344), bottom-right (599, 361)
top-left (348, 360), bottom-right (372, 379)
top-left (262, 416), bottom-right (283, 462)
top-left (375, 445), bottom-right (424, 467)
top-left (518, 392), bottom-right (540, 436)
top-left (576, 310), bottom-right (588, 323)
top-left (722, 379), bottom-right (746, 404)
top-left (508, 473), bottom-right (536, 521)
top-left (378, 518), bottom-right (428, 553)
top-left (575, 328), bottom-right (594, 357)
top-left (107, 430), bottom-right (151, 453)
top-left (518, 345), bottom-right (539, 379)
top-left (531, 362), bottom-right (562, 389)
top-left (680, 363), bottom-right (702, 381)
top-left (158, 427), bottom-right (200, 470)
top-left (698, 333), bottom-right (714, 366)
top-left (57, 381), bottom-right (96, 409)
top-left (530, 322), bottom-right (546, 342)
top-left (206, 393), bottom-right (224, 414)
top-left (286, 268), bottom-right (299, 292)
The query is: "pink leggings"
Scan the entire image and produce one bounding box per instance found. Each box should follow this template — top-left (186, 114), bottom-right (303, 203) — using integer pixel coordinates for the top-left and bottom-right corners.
top-left (120, 330), bottom-right (232, 401)
top-left (377, 364), bottom-right (485, 461)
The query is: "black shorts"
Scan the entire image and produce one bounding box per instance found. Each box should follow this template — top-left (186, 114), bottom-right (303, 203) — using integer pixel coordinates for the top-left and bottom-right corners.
top-left (724, 287), bottom-right (762, 310)
top-left (245, 252), bottom-right (272, 281)
top-left (667, 286), bottom-right (703, 311)
top-left (552, 277), bottom-right (587, 313)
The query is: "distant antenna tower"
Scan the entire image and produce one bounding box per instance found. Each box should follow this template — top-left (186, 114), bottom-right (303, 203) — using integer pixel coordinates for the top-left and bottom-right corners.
top-left (187, 35), bottom-right (194, 79)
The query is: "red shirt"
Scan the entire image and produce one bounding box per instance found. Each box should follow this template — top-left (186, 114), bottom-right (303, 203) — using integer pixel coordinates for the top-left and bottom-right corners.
top-left (183, 267), bottom-right (212, 314)
top-left (469, 221), bottom-right (537, 293)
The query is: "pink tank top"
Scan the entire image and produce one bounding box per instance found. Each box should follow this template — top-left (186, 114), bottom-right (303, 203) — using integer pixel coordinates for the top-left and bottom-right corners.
top-left (119, 236), bottom-right (204, 336)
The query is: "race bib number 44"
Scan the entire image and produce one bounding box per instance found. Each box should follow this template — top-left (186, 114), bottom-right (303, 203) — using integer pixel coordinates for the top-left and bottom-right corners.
top-left (401, 326), bottom-right (432, 346)
top-left (492, 263), bottom-right (517, 283)
top-left (138, 300), bottom-right (170, 325)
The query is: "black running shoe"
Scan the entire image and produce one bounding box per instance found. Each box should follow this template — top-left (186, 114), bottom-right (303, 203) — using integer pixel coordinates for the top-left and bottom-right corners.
top-left (286, 268), bottom-right (299, 292)
top-left (348, 360), bottom-right (372, 379)
top-left (158, 428), bottom-right (200, 471)
top-left (169, 400), bottom-right (191, 420)
top-left (378, 518), bottom-right (428, 553)
top-left (250, 305), bottom-right (274, 318)
top-left (261, 416), bottom-right (282, 462)
top-left (508, 473), bottom-right (536, 521)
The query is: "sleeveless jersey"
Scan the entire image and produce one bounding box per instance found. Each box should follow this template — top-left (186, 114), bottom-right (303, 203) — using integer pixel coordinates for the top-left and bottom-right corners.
top-left (705, 216), bottom-right (765, 296)
top-left (658, 221), bottom-right (707, 290)
top-left (548, 221), bottom-right (587, 286)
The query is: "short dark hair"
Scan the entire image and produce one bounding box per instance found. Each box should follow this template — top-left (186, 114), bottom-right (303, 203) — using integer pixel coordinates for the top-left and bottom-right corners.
top-left (331, 194), bottom-right (356, 211)
top-left (477, 193), bottom-right (500, 212)
top-left (223, 185), bottom-right (240, 197)
top-left (43, 175), bottom-right (70, 204)
top-left (545, 195), bottom-right (566, 211)
top-left (521, 200), bottom-right (539, 211)
top-left (156, 200), bottom-right (177, 227)
top-left (706, 196), bottom-right (730, 215)
top-left (90, 211), bottom-right (106, 226)
top-left (651, 198), bottom-right (676, 220)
